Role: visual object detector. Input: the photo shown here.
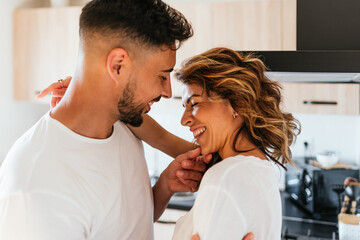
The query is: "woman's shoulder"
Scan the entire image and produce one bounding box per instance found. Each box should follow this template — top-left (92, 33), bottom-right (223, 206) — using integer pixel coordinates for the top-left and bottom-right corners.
top-left (206, 155), bottom-right (275, 177)
top-left (200, 155), bottom-right (280, 192)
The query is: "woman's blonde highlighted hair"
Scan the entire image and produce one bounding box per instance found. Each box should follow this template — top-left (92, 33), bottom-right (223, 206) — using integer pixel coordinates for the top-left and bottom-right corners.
top-left (176, 47), bottom-right (300, 168)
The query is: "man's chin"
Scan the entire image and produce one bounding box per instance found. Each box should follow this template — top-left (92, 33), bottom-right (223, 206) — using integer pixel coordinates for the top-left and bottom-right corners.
top-left (120, 116), bottom-right (143, 127)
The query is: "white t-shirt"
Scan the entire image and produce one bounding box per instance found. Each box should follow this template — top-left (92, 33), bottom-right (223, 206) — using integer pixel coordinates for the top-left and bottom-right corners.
top-left (172, 155), bottom-right (282, 240)
top-left (0, 112), bottom-right (154, 240)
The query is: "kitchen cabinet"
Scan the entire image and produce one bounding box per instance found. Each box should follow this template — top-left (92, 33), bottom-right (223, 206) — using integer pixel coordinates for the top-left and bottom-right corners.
top-left (13, 0), bottom-right (296, 101)
top-left (13, 7), bottom-right (81, 103)
top-left (280, 82), bottom-right (360, 115)
top-left (167, 0), bottom-right (296, 96)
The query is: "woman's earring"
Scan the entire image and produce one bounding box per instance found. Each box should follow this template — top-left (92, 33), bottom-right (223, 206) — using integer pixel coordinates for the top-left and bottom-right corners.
top-left (233, 112), bottom-right (238, 119)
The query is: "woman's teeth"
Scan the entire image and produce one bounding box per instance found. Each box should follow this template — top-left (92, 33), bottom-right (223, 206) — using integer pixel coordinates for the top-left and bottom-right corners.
top-left (193, 127), bottom-right (206, 139)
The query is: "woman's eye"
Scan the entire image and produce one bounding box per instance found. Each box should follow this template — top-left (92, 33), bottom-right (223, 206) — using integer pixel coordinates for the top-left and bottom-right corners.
top-left (159, 76), bottom-right (167, 81)
top-left (191, 102), bottom-right (198, 107)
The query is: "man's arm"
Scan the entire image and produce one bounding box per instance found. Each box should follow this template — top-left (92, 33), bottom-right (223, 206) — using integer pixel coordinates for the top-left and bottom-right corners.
top-left (152, 148), bottom-right (212, 221)
top-left (128, 114), bottom-right (195, 158)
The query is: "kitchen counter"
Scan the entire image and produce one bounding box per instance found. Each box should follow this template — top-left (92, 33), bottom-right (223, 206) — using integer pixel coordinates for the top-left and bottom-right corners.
top-left (168, 191), bottom-right (338, 239)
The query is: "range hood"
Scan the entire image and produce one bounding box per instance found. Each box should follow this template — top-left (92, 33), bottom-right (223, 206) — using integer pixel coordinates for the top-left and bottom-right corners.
top-left (241, 0), bottom-right (360, 83)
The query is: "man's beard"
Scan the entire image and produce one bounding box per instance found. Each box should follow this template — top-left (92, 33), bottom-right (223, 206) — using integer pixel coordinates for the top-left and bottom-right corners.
top-left (117, 82), bottom-right (147, 127)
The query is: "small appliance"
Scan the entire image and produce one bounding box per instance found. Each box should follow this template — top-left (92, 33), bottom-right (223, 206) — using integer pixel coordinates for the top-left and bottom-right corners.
top-left (285, 159), bottom-right (359, 219)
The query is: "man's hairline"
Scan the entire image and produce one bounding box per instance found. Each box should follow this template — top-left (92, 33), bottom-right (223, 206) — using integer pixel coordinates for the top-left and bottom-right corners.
top-left (80, 31), bottom-right (177, 63)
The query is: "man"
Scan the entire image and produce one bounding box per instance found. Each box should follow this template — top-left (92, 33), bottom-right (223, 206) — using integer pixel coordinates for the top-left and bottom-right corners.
top-left (0, 0), bottom-right (208, 239)
top-left (1, 1), bottom-right (255, 239)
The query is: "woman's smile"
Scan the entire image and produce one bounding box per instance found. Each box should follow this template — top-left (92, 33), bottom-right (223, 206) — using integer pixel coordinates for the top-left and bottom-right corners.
top-left (192, 126), bottom-right (206, 141)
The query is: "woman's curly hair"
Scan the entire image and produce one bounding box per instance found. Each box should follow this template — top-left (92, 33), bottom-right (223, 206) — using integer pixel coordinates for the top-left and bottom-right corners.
top-left (176, 47), bottom-right (301, 168)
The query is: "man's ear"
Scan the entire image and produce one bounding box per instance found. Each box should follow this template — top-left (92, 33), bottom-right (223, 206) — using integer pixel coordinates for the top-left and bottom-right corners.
top-left (106, 48), bottom-right (129, 82)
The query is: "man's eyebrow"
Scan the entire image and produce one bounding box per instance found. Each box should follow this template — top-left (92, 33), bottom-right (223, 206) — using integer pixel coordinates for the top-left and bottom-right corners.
top-left (161, 68), bottom-right (174, 73)
top-left (182, 94), bottom-right (201, 107)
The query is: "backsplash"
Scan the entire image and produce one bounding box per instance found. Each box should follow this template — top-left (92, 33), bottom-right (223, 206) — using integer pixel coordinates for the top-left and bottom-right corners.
top-left (145, 99), bottom-right (193, 176)
top-left (291, 113), bottom-right (360, 166)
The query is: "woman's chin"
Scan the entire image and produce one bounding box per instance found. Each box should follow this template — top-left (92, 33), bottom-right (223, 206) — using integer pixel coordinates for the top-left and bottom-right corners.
top-left (199, 146), bottom-right (210, 156)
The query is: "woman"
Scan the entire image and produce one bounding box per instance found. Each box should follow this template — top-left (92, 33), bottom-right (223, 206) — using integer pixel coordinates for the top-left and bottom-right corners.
top-left (40, 47), bottom-right (300, 239)
top-left (169, 47), bottom-right (300, 239)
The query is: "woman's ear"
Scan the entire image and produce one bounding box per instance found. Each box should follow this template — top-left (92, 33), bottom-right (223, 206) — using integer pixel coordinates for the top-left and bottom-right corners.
top-left (106, 48), bottom-right (129, 83)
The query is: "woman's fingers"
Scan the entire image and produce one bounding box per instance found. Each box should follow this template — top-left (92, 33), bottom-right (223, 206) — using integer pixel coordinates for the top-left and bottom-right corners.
top-left (51, 96), bottom-right (57, 108)
top-left (37, 81), bottom-right (60, 98)
top-left (191, 234), bottom-right (200, 240)
top-left (51, 88), bottom-right (67, 98)
top-left (37, 76), bottom-right (72, 98)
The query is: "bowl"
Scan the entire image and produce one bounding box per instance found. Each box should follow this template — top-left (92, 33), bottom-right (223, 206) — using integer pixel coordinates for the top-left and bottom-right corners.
top-left (316, 151), bottom-right (339, 168)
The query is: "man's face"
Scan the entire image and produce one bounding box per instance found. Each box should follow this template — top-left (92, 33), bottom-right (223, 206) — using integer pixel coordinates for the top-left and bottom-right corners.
top-left (118, 46), bottom-right (176, 126)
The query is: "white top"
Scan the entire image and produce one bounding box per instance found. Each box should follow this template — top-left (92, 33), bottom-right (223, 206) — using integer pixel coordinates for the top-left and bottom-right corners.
top-left (172, 155), bottom-right (282, 240)
top-left (0, 112), bottom-right (154, 240)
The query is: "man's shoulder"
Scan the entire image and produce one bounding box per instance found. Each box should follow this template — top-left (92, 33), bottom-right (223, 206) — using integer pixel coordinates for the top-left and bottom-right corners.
top-left (114, 121), bottom-right (143, 146)
top-left (4, 113), bottom-right (50, 159)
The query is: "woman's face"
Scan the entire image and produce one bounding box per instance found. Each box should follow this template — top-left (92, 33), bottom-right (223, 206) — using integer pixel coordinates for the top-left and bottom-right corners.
top-left (181, 84), bottom-right (241, 157)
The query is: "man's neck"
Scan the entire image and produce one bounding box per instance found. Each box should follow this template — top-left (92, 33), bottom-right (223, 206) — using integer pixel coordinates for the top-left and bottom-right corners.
top-left (50, 75), bottom-right (118, 140)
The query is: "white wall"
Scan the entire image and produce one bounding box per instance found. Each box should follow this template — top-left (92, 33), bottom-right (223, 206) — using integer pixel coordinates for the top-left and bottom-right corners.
top-left (0, 0), bottom-right (51, 162)
top-left (290, 114), bottom-right (360, 166)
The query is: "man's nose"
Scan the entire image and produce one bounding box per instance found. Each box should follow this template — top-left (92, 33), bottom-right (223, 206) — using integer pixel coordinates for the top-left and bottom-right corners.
top-left (161, 78), bottom-right (172, 99)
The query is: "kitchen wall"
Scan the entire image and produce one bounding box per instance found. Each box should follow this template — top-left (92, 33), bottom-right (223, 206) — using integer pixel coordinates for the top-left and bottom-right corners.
top-left (291, 113), bottom-right (360, 165)
top-left (146, 103), bottom-right (360, 176)
top-left (0, 0), bottom-right (49, 162)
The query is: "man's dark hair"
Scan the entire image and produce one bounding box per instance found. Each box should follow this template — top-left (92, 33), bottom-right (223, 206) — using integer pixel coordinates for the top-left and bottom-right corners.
top-left (79, 0), bottom-right (193, 50)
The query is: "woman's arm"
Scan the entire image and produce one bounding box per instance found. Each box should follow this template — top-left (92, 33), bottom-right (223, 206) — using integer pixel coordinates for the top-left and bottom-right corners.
top-left (128, 114), bottom-right (195, 158)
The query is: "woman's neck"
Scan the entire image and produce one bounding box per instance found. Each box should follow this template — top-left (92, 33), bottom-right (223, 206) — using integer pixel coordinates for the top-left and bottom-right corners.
top-left (219, 131), bottom-right (267, 160)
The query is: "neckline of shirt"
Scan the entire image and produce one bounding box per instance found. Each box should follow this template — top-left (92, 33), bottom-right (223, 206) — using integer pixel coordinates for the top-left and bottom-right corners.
top-left (46, 111), bottom-right (117, 144)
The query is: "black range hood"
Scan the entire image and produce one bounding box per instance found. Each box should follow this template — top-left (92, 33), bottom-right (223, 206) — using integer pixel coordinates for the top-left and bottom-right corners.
top-left (240, 0), bottom-right (360, 82)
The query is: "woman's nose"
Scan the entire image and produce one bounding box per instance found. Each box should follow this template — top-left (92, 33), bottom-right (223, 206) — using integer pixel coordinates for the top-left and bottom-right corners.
top-left (181, 110), bottom-right (192, 126)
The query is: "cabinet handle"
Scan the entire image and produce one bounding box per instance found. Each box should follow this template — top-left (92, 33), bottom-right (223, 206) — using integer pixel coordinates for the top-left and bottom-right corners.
top-left (303, 101), bottom-right (337, 105)
top-left (156, 220), bottom-right (176, 224)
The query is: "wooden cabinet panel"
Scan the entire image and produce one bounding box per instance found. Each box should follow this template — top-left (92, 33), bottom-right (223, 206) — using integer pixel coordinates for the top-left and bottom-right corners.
top-left (281, 82), bottom-right (360, 115)
top-left (170, 0), bottom-right (295, 63)
top-left (168, 0), bottom-right (296, 97)
top-left (282, 0), bottom-right (297, 50)
top-left (13, 7), bottom-right (81, 102)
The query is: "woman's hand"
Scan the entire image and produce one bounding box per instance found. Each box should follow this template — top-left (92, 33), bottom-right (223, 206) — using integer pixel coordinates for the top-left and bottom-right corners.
top-left (37, 76), bottom-right (72, 107)
top-left (191, 232), bottom-right (254, 240)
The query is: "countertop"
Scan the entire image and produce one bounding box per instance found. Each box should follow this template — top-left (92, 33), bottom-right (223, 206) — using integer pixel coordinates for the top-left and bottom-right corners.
top-left (168, 191), bottom-right (338, 239)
